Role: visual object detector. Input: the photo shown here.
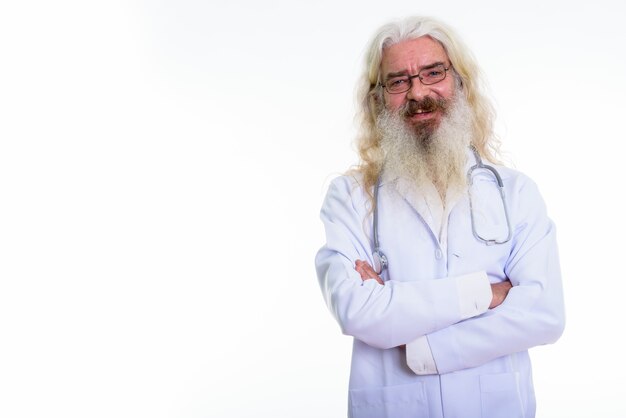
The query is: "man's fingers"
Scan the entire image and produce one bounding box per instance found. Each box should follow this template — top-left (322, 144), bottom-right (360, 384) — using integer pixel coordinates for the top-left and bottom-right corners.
top-left (355, 260), bottom-right (369, 279)
top-left (362, 262), bottom-right (378, 277)
top-left (355, 260), bottom-right (374, 278)
top-left (363, 263), bottom-right (384, 284)
top-left (354, 260), bottom-right (384, 285)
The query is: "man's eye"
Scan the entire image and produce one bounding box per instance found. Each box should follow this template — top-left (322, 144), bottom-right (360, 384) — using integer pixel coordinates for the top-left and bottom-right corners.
top-left (425, 70), bottom-right (443, 78)
top-left (388, 78), bottom-right (408, 87)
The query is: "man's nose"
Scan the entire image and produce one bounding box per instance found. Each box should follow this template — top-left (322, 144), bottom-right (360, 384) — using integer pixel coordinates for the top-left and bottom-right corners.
top-left (406, 77), bottom-right (430, 101)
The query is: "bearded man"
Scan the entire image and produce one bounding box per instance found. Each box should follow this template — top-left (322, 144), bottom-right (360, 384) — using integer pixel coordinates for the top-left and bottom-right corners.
top-left (315, 17), bottom-right (565, 418)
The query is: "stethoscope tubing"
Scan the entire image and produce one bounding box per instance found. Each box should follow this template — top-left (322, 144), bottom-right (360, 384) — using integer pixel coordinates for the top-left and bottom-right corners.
top-left (372, 146), bottom-right (512, 274)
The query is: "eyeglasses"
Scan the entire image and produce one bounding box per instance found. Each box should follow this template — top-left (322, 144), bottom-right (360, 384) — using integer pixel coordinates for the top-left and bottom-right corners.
top-left (380, 63), bottom-right (451, 94)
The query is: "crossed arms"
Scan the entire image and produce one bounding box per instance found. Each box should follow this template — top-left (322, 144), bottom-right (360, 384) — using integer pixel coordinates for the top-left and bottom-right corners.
top-left (316, 175), bottom-right (565, 374)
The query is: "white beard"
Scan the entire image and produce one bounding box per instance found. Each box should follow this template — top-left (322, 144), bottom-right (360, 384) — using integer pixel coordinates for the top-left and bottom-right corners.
top-left (377, 93), bottom-right (474, 197)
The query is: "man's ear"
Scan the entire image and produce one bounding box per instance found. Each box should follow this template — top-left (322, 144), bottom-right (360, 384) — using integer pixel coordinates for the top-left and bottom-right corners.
top-left (453, 72), bottom-right (463, 89)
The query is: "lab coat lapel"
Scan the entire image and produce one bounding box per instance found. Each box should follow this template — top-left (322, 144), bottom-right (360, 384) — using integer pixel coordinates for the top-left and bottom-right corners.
top-left (393, 176), bottom-right (441, 239)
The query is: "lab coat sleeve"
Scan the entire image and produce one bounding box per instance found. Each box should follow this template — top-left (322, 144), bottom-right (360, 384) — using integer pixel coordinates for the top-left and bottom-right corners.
top-left (426, 176), bottom-right (566, 374)
top-left (407, 273), bottom-right (491, 375)
top-left (315, 176), bottom-right (489, 350)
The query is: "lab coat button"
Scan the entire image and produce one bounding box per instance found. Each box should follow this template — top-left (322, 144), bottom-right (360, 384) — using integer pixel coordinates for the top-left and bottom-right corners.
top-left (435, 249), bottom-right (443, 259)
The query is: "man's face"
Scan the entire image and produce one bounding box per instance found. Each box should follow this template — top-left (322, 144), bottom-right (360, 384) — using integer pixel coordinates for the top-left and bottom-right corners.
top-left (380, 36), bottom-right (456, 132)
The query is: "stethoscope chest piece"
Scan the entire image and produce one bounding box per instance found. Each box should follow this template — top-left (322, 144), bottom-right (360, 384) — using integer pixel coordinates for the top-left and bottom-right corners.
top-left (372, 250), bottom-right (388, 275)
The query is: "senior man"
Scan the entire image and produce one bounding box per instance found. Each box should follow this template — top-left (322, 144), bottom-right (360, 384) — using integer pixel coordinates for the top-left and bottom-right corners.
top-left (315, 16), bottom-right (565, 418)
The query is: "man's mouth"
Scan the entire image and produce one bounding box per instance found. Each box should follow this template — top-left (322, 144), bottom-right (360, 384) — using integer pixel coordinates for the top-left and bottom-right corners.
top-left (401, 97), bottom-right (448, 119)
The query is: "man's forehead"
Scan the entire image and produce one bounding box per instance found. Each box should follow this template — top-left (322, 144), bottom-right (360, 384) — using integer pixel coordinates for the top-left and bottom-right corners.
top-left (381, 36), bottom-right (449, 75)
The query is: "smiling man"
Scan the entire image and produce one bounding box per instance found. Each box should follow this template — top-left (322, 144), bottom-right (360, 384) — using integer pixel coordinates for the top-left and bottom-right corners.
top-left (315, 16), bottom-right (565, 418)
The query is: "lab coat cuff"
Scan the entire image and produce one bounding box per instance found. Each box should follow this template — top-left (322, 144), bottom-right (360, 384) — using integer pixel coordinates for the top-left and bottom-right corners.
top-left (406, 336), bottom-right (438, 375)
top-left (456, 271), bottom-right (491, 320)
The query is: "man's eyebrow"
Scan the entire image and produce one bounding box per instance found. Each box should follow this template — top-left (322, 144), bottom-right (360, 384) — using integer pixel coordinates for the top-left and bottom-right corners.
top-left (420, 61), bottom-right (446, 71)
top-left (384, 70), bottom-right (409, 79)
top-left (384, 61), bottom-right (446, 80)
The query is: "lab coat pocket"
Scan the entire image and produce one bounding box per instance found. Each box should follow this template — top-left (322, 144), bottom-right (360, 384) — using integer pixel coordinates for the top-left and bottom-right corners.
top-left (349, 381), bottom-right (429, 418)
top-left (480, 372), bottom-right (524, 418)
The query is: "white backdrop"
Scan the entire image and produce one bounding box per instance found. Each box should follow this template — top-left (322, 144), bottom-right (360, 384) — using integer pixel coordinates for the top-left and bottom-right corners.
top-left (1, 1), bottom-right (625, 417)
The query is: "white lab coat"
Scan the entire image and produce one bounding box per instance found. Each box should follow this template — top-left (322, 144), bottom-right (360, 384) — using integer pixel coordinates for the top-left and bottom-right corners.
top-left (315, 160), bottom-right (565, 418)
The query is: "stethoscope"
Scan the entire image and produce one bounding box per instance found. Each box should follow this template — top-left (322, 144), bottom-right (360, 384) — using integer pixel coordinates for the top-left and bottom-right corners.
top-left (372, 146), bottom-right (513, 274)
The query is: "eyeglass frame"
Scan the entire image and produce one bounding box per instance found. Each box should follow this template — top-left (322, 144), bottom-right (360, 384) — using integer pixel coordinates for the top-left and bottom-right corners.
top-left (379, 63), bottom-right (453, 94)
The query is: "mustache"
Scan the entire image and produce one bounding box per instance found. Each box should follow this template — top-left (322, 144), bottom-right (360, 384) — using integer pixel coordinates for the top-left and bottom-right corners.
top-left (400, 96), bottom-right (449, 118)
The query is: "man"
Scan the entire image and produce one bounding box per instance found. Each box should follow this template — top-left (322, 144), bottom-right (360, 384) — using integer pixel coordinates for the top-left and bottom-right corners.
top-left (315, 16), bottom-right (565, 418)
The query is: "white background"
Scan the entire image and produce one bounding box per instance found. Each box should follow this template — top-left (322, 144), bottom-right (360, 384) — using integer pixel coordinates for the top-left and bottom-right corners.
top-left (1, 1), bottom-right (625, 417)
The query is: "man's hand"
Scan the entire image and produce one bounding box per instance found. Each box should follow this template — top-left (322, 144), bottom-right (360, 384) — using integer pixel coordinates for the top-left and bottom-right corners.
top-left (490, 280), bottom-right (512, 309)
top-left (354, 260), bottom-right (512, 308)
top-left (354, 260), bottom-right (384, 285)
